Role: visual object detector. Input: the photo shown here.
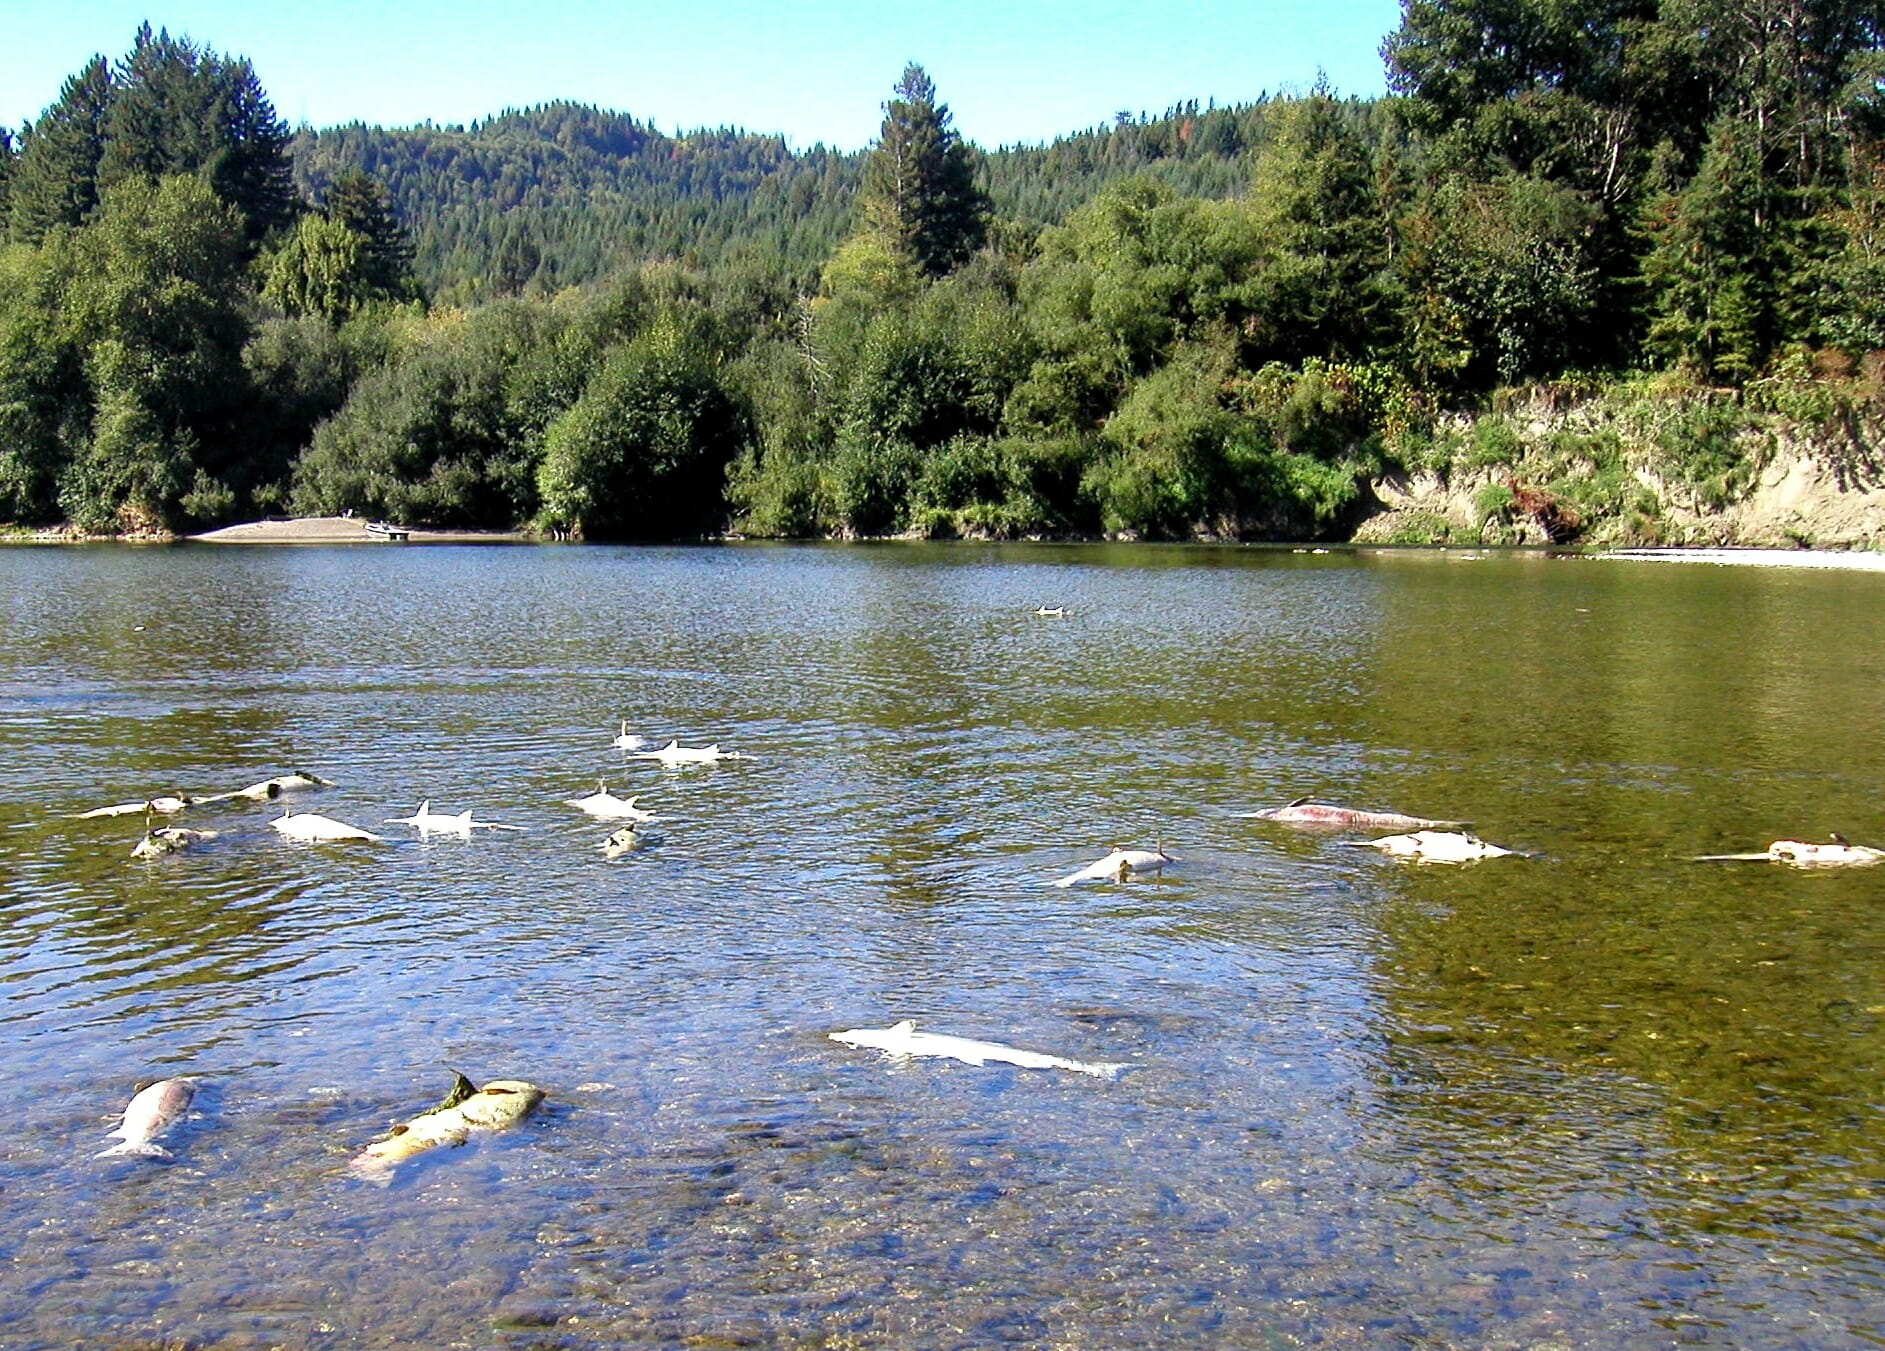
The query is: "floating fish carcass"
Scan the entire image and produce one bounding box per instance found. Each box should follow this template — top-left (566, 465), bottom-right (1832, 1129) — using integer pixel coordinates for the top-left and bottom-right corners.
top-left (1348, 830), bottom-right (1517, 863)
top-left (130, 827), bottom-right (218, 859)
top-left (600, 825), bottom-right (645, 858)
top-left (1694, 836), bottom-right (1885, 867)
top-left (97, 1077), bottom-right (196, 1159)
top-left (270, 810), bottom-right (383, 843)
top-left (830, 1021), bottom-right (1127, 1079)
top-left (1052, 844), bottom-right (1174, 887)
top-left (1242, 798), bottom-right (1469, 830)
top-left (351, 1072), bottom-right (545, 1179)
top-left (565, 782), bottom-right (659, 821)
top-left (76, 794), bottom-right (194, 820)
top-left (383, 801), bottom-right (521, 835)
top-left (630, 740), bottom-right (752, 767)
top-left (203, 772), bottom-right (332, 804)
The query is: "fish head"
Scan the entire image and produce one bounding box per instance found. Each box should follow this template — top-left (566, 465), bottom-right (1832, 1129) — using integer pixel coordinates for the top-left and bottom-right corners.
top-left (457, 1080), bottom-right (545, 1128)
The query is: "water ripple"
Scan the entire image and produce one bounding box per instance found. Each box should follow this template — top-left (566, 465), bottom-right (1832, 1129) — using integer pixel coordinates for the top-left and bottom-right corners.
top-left (1, 544), bottom-right (1883, 1348)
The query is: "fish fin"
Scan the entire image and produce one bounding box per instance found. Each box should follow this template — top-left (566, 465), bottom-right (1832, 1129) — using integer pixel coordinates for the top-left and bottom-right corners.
top-left (435, 1070), bottom-right (478, 1112)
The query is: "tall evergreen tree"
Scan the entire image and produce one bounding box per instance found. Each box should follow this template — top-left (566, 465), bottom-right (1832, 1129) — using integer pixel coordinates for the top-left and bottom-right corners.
top-left (1638, 116), bottom-right (1777, 380)
top-left (0, 126), bottom-right (15, 221)
top-left (6, 56), bottom-right (113, 243)
top-left (1247, 90), bottom-right (1388, 362)
top-left (101, 24), bottom-right (297, 247)
top-left (856, 63), bottom-right (990, 278)
top-left (323, 169), bottom-right (416, 300)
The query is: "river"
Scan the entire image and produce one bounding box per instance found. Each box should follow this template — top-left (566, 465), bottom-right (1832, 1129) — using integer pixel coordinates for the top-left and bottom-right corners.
top-left (1, 541), bottom-right (1880, 1348)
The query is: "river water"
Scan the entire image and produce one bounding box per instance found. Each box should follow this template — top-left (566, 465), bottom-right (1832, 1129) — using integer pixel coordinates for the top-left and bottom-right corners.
top-left (0, 542), bottom-right (1880, 1349)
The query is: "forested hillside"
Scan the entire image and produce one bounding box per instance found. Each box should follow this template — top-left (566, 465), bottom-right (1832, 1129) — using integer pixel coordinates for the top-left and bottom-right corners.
top-left (4, 6), bottom-right (1885, 545)
top-left (288, 99), bottom-right (1270, 302)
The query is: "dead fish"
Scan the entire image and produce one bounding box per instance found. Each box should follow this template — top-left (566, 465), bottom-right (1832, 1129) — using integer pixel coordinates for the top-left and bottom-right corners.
top-left (603, 821), bottom-right (648, 855)
top-left (1053, 844), bottom-right (1175, 887)
top-left (1242, 797), bottom-right (1469, 830)
top-left (350, 1072), bottom-right (545, 1179)
top-left (383, 801), bottom-right (523, 835)
top-left (565, 782), bottom-right (659, 821)
top-left (629, 740), bottom-right (753, 767)
top-left (1695, 835), bottom-right (1885, 868)
top-left (271, 809), bottom-right (382, 843)
top-left (202, 772), bottom-right (331, 804)
top-left (77, 795), bottom-right (194, 820)
top-left (1345, 830), bottom-right (1517, 863)
top-left (97, 1077), bottom-right (196, 1159)
top-left (130, 827), bottom-right (218, 859)
top-left (830, 1021), bottom-right (1127, 1079)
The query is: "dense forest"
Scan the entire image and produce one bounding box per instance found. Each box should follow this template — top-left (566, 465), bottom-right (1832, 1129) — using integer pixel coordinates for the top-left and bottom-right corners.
top-left (3, 6), bottom-right (1884, 543)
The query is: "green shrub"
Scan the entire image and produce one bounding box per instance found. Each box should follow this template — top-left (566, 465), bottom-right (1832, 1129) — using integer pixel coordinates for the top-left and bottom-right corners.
top-left (1474, 482), bottom-right (1515, 522)
top-left (1465, 417), bottom-right (1523, 469)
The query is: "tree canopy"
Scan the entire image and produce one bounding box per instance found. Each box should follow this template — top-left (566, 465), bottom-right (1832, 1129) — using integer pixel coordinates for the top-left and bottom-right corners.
top-left (3, 20), bottom-right (1885, 544)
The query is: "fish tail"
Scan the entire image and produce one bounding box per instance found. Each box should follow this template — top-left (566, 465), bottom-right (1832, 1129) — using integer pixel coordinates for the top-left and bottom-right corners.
top-left (95, 1140), bottom-right (172, 1159)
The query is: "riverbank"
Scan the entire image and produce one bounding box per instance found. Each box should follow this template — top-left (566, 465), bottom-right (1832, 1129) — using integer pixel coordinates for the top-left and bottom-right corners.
top-left (1591, 547), bottom-right (1885, 570)
top-left (187, 516), bottom-right (530, 545)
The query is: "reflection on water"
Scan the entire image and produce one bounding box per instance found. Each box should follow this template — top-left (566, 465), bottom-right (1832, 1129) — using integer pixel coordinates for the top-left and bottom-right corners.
top-left (1, 542), bottom-right (1881, 1348)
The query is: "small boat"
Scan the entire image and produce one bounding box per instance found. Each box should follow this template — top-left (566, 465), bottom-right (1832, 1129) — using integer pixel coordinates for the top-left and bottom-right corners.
top-left (364, 520), bottom-right (409, 541)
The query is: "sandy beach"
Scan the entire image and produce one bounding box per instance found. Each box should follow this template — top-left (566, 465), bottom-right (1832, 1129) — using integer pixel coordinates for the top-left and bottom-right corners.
top-left (1595, 547), bottom-right (1885, 571)
top-left (188, 516), bottom-right (528, 545)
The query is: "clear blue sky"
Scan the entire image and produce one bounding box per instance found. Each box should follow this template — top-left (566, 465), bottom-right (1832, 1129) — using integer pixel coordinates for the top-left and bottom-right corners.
top-left (3, 1), bottom-right (1404, 151)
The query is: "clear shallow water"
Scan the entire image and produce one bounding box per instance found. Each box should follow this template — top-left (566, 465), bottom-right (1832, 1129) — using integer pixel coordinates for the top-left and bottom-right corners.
top-left (0, 541), bottom-right (1881, 1349)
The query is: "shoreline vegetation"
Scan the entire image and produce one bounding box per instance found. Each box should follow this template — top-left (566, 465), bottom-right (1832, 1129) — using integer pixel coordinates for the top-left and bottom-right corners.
top-left (5, 22), bottom-right (1885, 549)
top-left (12, 514), bottom-right (1885, 574)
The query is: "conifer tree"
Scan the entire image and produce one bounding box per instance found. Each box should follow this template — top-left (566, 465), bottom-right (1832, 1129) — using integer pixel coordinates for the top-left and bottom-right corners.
top-left (857, 63), bottom-right (989, 278)
top-left (0, 126), bottom-right (14, 220)
top-left (7, 56), bottom-right (113, 243)
top-left (323, 169), bottom-right (417, 300)
top-left (1247, 89), bottom-right (1387, 362)
top-left (101, 24), bottom-right (297, 247)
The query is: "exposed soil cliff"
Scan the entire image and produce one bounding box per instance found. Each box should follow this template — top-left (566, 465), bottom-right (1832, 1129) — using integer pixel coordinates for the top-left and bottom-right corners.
top-left (1352, 392), bottom-right (1885, 552)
